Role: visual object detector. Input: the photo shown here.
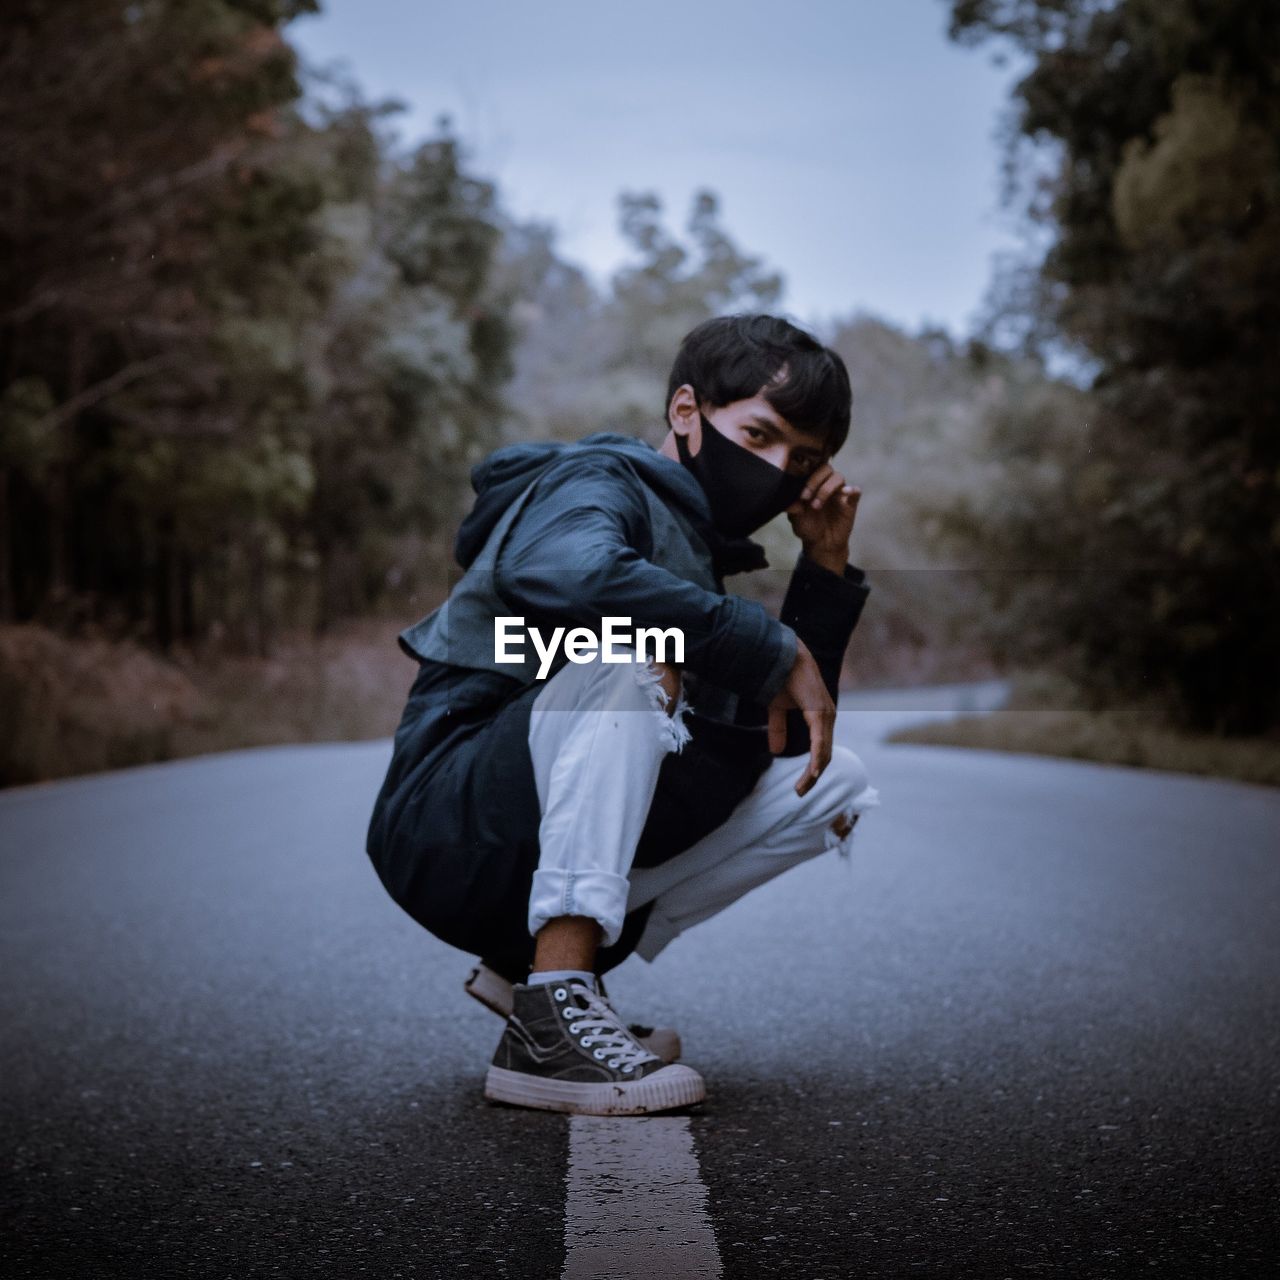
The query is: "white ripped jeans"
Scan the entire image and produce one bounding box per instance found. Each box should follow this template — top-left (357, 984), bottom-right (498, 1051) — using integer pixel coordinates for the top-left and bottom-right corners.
top-left (526, 649), bottom-right (880, 960)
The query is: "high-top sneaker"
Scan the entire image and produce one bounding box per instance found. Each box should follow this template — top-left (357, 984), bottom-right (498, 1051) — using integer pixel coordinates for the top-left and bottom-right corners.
top-left (483, 978), bottom-right (705, 1115)
top-left (465, 962), bottom-right (682, 1063)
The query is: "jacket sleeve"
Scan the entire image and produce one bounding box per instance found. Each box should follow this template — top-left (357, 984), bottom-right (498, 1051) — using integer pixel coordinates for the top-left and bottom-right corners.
top-left (734, 549), bottom-right (871, 755)
top-left (782, 551), bottom-right (870, 694)
top-left (491, 453), bottom-right (798, 705)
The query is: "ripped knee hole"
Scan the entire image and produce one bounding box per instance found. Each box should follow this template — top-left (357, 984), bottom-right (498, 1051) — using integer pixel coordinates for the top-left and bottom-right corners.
top-left (830, 812), bottom-right (858, 839)
top-left (645, 661), bottom-right (682, 713)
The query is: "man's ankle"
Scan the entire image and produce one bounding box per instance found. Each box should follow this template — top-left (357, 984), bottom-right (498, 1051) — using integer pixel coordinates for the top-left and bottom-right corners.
top-left (532, 914), bottom-right (602, 974)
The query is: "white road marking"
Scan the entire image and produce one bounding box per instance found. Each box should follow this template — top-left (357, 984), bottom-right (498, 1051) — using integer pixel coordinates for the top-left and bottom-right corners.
top-left (562, 1114), bottom-right (723, 1279)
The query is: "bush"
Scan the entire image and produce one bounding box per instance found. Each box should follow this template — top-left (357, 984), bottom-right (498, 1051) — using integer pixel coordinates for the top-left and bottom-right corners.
top-left (0, 625), bottom-right (206, 786)
top-left (0, 620), bottom-right (420, 788)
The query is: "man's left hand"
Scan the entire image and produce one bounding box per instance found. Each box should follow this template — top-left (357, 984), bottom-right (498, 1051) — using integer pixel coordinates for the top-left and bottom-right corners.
top-left (785, 462), bottom-right (860, 574)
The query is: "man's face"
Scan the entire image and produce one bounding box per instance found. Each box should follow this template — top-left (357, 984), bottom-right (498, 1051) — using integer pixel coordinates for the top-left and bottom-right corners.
top-left (670, 385), bottom-right (830, 479)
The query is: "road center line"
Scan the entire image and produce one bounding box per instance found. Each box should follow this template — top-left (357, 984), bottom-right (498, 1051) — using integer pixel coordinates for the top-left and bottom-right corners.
top-left (562, 1114), bottom-right (723, 1279)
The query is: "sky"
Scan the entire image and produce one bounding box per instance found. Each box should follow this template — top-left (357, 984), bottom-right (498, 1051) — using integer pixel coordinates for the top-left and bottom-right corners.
top-left (290, 0), bottom-right (1027, 338)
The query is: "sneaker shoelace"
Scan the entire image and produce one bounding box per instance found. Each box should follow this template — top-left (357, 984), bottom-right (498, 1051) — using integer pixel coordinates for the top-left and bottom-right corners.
top-left (592, 976), bottom-right (657, 1042)
top-left (561, 985), bottom-right (660, 1073)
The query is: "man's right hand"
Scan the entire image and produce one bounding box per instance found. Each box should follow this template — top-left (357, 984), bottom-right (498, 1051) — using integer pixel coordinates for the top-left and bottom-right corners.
top-left (767, 637), bottom-right (834, 796)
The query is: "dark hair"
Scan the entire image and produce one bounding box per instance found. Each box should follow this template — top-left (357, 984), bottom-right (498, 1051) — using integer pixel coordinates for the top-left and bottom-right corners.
top-left (664, 313), bottom-right (852, 455)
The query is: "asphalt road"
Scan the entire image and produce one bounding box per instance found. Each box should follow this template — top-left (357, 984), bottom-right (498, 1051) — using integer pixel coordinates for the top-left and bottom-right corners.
top-left (2, 685), bottom-right (1278, 1278)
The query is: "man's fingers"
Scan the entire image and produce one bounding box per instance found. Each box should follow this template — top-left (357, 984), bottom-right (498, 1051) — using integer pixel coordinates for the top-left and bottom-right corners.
top-left (799, 463), bottom-right (834, 504)
top-left (795, 759), bottom-right (817, 796)
top-left (808, 471), bottom-right (846, 509)
top-left (767, 703), bottom-right (788, 754)
top-left (795, 701), bottom-right (834, 795)
top-left (795, 739), bottom-right (826, 796)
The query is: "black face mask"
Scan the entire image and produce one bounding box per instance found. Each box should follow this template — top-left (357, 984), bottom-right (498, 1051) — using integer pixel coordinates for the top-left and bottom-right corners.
top-left (674, 410), bottom-right (810, 538)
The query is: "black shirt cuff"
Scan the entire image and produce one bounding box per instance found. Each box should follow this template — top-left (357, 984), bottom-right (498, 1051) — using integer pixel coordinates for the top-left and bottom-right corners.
top-left (780, 550), bottom-right (870, 654)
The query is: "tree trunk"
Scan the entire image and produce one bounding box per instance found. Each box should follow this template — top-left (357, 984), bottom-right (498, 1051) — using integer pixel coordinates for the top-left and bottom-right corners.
top-left (315, 535), bottom-right (333, 638)
top-left (248, 524), bottom-right (269, 658)
top-left (154, 514), bottom-right (173, 653)
top-left (0, 466), bottom-right (11, 621)
top-left (179, 548), bottom-right (196, 642)
top-left (167, 523), bottom-right (181, 650)
top-left (49, 328), bottom-right (90, 611)
top-left (46, 465), bottom-right (70, 610)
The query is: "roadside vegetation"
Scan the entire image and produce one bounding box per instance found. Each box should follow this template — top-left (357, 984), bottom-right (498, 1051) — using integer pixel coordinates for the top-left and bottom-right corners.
top-left (887, 673), bottom-right (1280, 789)
top-left (0, 621), bottom-right (415, 788)
top-left (2, 1), bottom-right (1275, 787)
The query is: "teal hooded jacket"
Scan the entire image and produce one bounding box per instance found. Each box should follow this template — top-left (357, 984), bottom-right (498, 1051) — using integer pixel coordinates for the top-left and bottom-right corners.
top-left (396, 431), bottom-right (802, 710)
top-left (365, 430), bottom-right (869, 967)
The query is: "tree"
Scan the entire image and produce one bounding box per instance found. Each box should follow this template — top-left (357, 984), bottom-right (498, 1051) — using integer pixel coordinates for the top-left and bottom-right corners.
top-left (0, 0), bottom-right (324, 647)
top-left (0, 7), bottom-right (517, 649)
top-left (498, 188), bottom-right (784, 445)
top-left (945, 0), bottom-right (1280, 732)
top-left (296, 106), bottom-right (516, 630)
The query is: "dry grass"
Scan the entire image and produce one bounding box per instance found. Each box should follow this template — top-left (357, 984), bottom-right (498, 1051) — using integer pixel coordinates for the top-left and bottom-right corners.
top-left (2, 604), bottom-right (994, 790)
top-left (0, 621), bottom-right (418, 787)
top-left (0, 625), bottom-right (207, 786)
top-left (170, 621), bottom-right (418, 759)
top-left (11, 624), bottom-right (1274, 792)
top-left (887, 673), bottom-right (1280, 788)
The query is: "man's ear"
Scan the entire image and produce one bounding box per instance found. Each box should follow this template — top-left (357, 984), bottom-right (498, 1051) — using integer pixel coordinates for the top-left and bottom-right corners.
top-left (667, 384), bottom-right (702, 451)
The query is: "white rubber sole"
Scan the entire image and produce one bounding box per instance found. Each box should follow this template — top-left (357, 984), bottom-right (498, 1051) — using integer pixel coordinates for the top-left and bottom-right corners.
top-left (483, 1063), bottom-right (706, 1116)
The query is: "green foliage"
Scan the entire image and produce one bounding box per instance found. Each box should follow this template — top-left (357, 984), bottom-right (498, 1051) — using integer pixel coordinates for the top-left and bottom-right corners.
top-left (295, 109), bottom-right (516, 630)
top-left (496, 216), bottom-right (1027, 685)
top-left (946, 0), bottom-right (1280, 733)
top-left (0, 379), bottom-right (62, 479)
top-left (810, 315), bottom-right (1062, 685)
top-left (0, 4), bottom-right (514, 648)
top-left (0, 0), bottom-right (1092, 707)
top-left (498, 188), bottom-right (783, 445)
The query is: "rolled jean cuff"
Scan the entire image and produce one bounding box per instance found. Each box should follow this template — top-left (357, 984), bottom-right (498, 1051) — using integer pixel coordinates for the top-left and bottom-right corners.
top-left (528, 868), bottom-right (632, 947)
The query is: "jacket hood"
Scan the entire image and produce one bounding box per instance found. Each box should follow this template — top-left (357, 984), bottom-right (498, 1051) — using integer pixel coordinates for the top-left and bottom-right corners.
top-left (454, 431), bottom-right (714, 569)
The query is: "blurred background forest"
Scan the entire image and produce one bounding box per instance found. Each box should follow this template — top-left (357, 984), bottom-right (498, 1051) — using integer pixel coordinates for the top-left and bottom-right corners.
top-left (1, 0), bottom-right (1277, 786)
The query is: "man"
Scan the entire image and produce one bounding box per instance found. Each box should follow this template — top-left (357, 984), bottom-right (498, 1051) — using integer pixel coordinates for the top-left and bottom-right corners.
top-left (366, 313), bottom-right (879, 1116)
